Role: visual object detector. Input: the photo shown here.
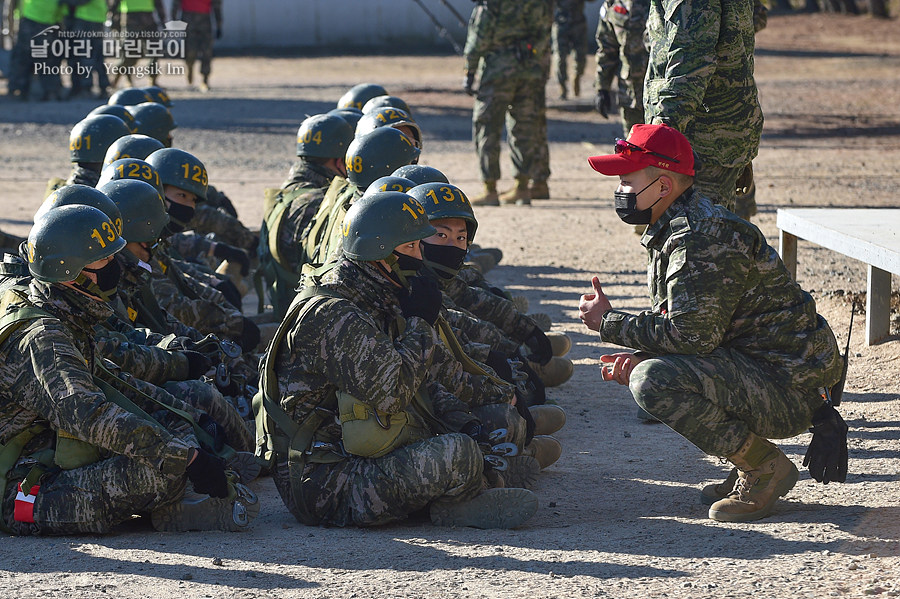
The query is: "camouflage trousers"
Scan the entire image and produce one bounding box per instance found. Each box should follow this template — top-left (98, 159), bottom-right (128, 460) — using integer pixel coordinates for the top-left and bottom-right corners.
top-left (273, 433), bottom-right (484, 527)
top-left (693, 162), bottom-right (745, 214)
top-left (629, 348), bottom-right (824, 458)
top-left (116, 12), bottom-right (159, 81)
top-left (68, 19), bottom-right (110, 94)
top-left (183, 11), bottom-right (213, 76)
top-left (472, 403), bottom-right (527, 449)
top-left (474, 72), bottom-right (548, 182)
top-left (552, 20), bottom-right (588, 91)
top-left (163, 379), bottom-right (254, 452)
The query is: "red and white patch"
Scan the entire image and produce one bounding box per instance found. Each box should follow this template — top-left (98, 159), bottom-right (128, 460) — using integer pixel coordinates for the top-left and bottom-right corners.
top-left (14, 483), bottom-right (39, 523)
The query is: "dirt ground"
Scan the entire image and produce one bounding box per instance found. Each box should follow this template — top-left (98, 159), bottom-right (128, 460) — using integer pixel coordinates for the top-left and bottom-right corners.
top-left (1, 12), bottom-right (900, 599)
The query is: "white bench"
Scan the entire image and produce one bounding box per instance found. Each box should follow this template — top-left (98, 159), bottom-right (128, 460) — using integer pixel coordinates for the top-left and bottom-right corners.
top-left (777, 208), bottom-right (900, 345)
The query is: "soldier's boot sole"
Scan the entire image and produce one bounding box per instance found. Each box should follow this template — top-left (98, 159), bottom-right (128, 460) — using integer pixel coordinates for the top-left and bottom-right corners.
top-left (524, 435), bottom-right (562, 470)
top-left (151, 484), bottom-right (260, 532)
top-left (708, 456), bottom-right (799, 523)
top-left (511, 295), bottom-right (529, 313)
top-left (226, 451), bottom-right (263, 484)
top-left (500, 455), bottom-right (541, 489)
top-left (546, 331), bottom-right (571, 357)
top-left (430, 488), bottom-right (539, 529)
top-left (700, 468), bottom-right (739, 506)
top-left (529, 404), bottom-right (567, 436)
top-left (530, 312), bottom-right (552, 332)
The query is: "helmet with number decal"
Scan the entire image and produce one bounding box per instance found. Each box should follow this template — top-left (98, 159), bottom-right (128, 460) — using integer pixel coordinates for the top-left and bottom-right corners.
top-left (363, 176), bottom-right (416, 198)
top-left (98, 179), bottom-right (169, 243)
top-left (408, 182), bottom-right (477, 243)
top-left (69, 115), bottom-right (131, 163)
top-left (296, 114), bottom-right (355, 159)
top-left (337, 83), bottom-right (388, 111)
top-left (88, 104), bottom-right (140, 133)
top-left (391, 164), bottom-right (448, 185)
top-left (355, 106), bottom-right (422, 149)
top-left (361, 95), bottom-right (411, 116)
top-left (33, 184), bottom-right (123, 234)
top-left (345, 127), bottom-right (420, 189)
top-left (341, 191), bottom-right (436, 261)
top-left (327, 107), bottom-right (363, 129)
top-left (27, 204), bottom-right (125, 283)
top-left (140, 85), bottom-right (173, 107)
top-left (98, 158), bottom-right (165, 199)
top-left (108, 87), bottom-right (153, 107)
top-left (146, 148), bottom-right (208, 201)
top-left (127, 102), bottom-right (177, 145)
top-left (103, 134), bottom-right (166, 166)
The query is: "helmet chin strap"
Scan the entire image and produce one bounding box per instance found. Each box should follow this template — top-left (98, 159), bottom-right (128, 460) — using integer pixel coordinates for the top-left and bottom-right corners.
top-left (381, 253), bottom-right (417, 289)
top-left (71, 271), bottom-right (116, 302)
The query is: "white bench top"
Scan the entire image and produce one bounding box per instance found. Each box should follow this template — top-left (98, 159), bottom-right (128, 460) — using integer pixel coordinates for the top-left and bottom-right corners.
top-left (776, 208), bottom-right (900, 275)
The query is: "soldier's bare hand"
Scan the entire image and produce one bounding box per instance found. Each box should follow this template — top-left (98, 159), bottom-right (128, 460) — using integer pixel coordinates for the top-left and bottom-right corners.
top-left (599, 352), bottom-right (643, 386)
top-left (579, 276), bottom-right (611, 331)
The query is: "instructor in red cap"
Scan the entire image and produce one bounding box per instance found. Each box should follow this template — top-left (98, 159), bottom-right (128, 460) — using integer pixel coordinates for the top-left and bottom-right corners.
top-left (578, 124), bottom-right (847, 523)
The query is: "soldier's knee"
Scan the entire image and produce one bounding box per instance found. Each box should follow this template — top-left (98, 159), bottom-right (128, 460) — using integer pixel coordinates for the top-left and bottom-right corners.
top-left (629, 357), bottom-right (680, 411)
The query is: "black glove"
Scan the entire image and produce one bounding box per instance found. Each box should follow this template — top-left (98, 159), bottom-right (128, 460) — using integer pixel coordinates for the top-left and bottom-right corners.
top-left (595, 89), bottom-right (611, 118)
top-left (216, 27), bottom-right (223, 39)
top-left (197, 413), bottom-right (226, 453)
top-left (215, 279), bottom-right (243, 311)
top-left (182, 350), bottom-right (213, 379)
top-left (461, 420), bottom-right (489, 444)
top-left (516, 359), bottom-right (546, 407)
top-left (802, 402), bottom-right (849, 484)
top-left (239, 317), bottom-right (260, 353)
top-left (185, 448), bottom-right (229, 498)
top-left (398, 276), bottom-right (442, 326)
top-left (463, 72), bottom-right (476, 96)
top-left (213, 242), bottom-right (250, 276)
top-left (524, 326), bottom-right (552, 365)
top-left (485, 350), bottom-right (513, 382)
top-left (513, 391), bottom-right (537, 444)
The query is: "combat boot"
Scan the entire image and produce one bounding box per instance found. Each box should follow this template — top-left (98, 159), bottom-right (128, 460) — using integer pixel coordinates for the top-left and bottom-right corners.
top-left (500, 455), bottom-right (541, 489)
top-left (470, 180), bottom-right (499, 206)
top-left (523, 435), bottom-right (562, 470)
top-left (528, 356), bottom-right (574, 387)
top-left (151, 482), bottom-right (260, 532)
top-left (530, 312), bottom-right (552, 332)
top-left (700, 467), bottom-right (739, 506)
top-left (529, 404), bottom-right (566, 436)
top-left (545, 331), bottom-right (571, 357)
top-left (429, 488), bottom-right (538, 529)
top-left (511, 295), bottom-right (529, 313)
top-left (499, 176), bottom-right (531, 205)
top-left (529, 180), bottom-right (550, 200)
top-left (708, 433), bottom-right (799, 523)
top-left (226, 451), bottom-right (263, 484)
top-left (215, 259), bottom-right (251, 298)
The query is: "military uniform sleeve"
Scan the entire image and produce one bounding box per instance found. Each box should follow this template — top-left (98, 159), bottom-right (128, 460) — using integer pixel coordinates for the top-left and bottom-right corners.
top-left (427, 333), bottom-right (514, 408)
top-left (190, 204), bottom-right (257, 250)
top-left (454, 283), bottom-right (536, 343)
top-left (595, 9), bottom-right (621, 91)
top-left (95, 330), bottom-right (189, 385)
top-left (464, 2), bottom-right (496, 73)
top-left (444, 306), bottom-right (520, 357)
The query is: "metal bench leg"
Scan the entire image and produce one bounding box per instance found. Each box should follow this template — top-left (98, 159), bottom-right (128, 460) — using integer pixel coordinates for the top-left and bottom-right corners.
top-left (866, 265), bottom-right (891, 345)
top-left (779, 230), bottom-right (797, 280)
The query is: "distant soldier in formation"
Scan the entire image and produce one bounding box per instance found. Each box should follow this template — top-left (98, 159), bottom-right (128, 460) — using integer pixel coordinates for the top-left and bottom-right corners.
top-left (172, 0), bottom-right (223, 92)
top-left (552, 0), bottom-right (591, 100)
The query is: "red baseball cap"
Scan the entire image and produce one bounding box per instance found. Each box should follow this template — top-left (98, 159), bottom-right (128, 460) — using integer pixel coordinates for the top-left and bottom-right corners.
top-left (588, 124), bottom-right (695, 176)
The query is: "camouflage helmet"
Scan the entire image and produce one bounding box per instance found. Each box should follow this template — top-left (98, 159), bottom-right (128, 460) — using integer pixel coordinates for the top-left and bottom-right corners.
top-left (361, 95), bottom-right (411, 116)
top-left (33, 184), bottom-right (123, 236)
top-left (327, 107), bottom-right (364, 130)
top-left (407, 182), bottom-right (477, 243)
top-left (146, 148), bottom-right (208, 201)
top-left (355, 106), bottom-right (422, 149)
top-left (127, 102), bottom-right (177, 144)
top-left (98, 179), bottom-right (169, 243)
top-left (69, 115), bottom-right (131, 163)
top-left (363, 176), bottom-right (416, 198)
top-left (341, 191), bottom-right (436, 262)
top-left (98, 158), bottom-right (165, 199)
top-left (345, 127), bottom-right (420, 189)
top-left (140, 85), bottom-right (173, 107)
top-left (103, 134), bottom-right (166, 166)
top-left (336, 83), bottom-right (388, 110)
top-left (108, 87), bottom-right (153, 107)
top-left (296, 113), bottom-right (355, 159)
top-left (88, 104), bottom-right (140, 133)
top-left (391, 164), bottom-right (448, 185)
top-left (27, 204), bottom-right (125, 283)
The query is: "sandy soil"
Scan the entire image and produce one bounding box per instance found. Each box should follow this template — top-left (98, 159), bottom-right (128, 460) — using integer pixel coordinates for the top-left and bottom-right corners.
top-left (1, 13), bottom-right (899, 599)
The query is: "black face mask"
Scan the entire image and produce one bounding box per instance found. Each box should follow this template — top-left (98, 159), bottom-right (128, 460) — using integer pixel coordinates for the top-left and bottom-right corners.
top-left (614, 177), bottom-right (663, 225)
top-left (422, 241), bottom-right (468, 279)
top-left (384, 250), bottom-right (423, 289)
top-left (164, 200), bottom-right (195, 234)
top-left (78, 258), bottom-right (122, 301)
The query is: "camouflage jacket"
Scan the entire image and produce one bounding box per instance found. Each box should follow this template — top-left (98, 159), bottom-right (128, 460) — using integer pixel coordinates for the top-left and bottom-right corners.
top-left (599, 189), bottom-right (842, 390)
top-left (464, 0), bottom-right (552, 81)
top-left (65, 164), bottom-right (101, 187)
top-left (275, 160), bottom-right (335, 274)
top-left (644, 0), bottom-right (763, 169)
top-left (184, 202), bottom-right (257, 251)
top-left (0, 281), bottom-right (192, 476)
top-left (303, 177), bottom-right (361, 270)
top-left (595, 0), bottom-right (650, 91)
top-left (441, 268), bottom-right (537, 344)
top-left (281, 158), bottom-right (334, 194)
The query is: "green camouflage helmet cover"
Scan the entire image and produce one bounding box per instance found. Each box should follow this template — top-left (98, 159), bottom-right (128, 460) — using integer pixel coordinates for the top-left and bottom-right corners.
top-left (146, 148), bottom-right (208, 201)
top-left (88, 104), bottom-right (140, 133)
top-left (127, 102), bottom-right (177, 144)
top-left (391, 164), bottom-right (448, 185)
top-left (108, 87), bottom-right (153, 107)
top-left (27, 204), bottom-right (125, 283)
top-left (355, 106), bottom-right (422, 148)
top-left (296, 113), bottom-right (355, 159)
top-left (69, 115), bottom-right (131, 163)
top-left (103, 134), bottom-right (166, 166)
top-left (407, 182), bottom-right (477, 243)
top-left (337, 83), bottom-right (388, 110)
top-left (362, 95), bottom-right (411, 116)
top-left (140, 85), bottom-right (173, 107)
top-left (345, 127), bottom-right (420, 189)
top-left (98, 179), bottom-right (169, 243)
top-left (34, 184), bottom-right (123, 236)
top-left (98, 158), bottom-right (165, 199)
top-left (341, 191), bottom-right (436, 261)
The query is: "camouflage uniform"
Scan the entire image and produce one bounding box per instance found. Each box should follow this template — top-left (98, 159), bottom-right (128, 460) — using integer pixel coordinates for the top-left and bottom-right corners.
top-left (465, 0), bottom-right (552, 184)
top-left (597, 190), bottom-right (842, 457)
top-left (270, 257), bottom-right (515, 526)
top-left (595, 0), bottom-right (650, 135)
top-left (7, 0), bottom-right (64, 100)
top-left (552, 0), bottom-right (589, 97)
top-left (442, 267), bottom-right (538, 344)
top-left (643, 0), bottom-right (763, 212)
top-left (302, 177), bottom-right (361, 270)
top-left (65, 164), bottom-right (101, 187)
top-left (173, 0), bottom-right (222, 80)
top-left (1, 280), bottom-right (194, 535)
top-left (109, 1), bottom-right (166, 85)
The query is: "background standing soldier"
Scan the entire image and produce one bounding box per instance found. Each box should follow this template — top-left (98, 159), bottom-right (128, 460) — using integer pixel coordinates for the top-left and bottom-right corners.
top-left (594, 0), bottom-right (649, 136)
top-left (65, 0), bottom-right (111, 100)
top-left (172, 0), bottom-right (222, 92)
top-left (7, 0), bottom-right (64, 101)
top-left (464, 0), bottom-right (552, 207)
top-left (108, 0), bottom-right (167, 88)
top-left (552, 0), bottom-right (591, 101)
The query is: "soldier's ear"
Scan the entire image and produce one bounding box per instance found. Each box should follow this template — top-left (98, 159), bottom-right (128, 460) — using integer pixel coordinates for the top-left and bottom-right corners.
top-left (659, 174), bottom-right (674, 197)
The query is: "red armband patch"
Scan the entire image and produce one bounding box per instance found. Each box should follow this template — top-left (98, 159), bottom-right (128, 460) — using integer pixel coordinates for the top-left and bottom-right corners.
top-left (613, 5), bottom-right (629, 14)
top-left (14, 483), bottom-right (40, 523)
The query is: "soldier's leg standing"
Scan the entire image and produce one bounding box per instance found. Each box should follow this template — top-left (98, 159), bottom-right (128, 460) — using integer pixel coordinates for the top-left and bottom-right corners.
top-left (506, 76), bottom-right (543, 183)
top-left (473, 78), bottom-right (514, 184)
top-left (693, 162), bottom-right (743, 213)
top-left (551, 22), bottom-right (568, 98)
top-left (572, 22), bottom-right (588, 96)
